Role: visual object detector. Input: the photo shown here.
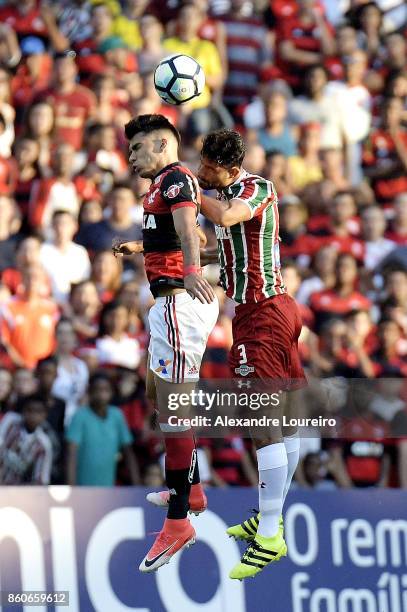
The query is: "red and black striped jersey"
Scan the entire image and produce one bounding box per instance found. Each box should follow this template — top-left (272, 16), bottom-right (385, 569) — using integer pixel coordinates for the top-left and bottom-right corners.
top-left (142, 162), bottom-right (200, 295)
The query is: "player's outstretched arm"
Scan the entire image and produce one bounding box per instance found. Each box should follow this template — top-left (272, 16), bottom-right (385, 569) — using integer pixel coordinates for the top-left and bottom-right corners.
top-left (112, 239), bottom-right (144, 256)
top-left (172, 206), bottom-right (215, 304)
top-left (200, 194), bottom-right (252, 227)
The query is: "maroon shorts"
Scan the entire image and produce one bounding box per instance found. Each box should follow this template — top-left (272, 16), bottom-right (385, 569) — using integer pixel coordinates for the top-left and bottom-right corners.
top-left (229, 293), bottom-right (307, 389)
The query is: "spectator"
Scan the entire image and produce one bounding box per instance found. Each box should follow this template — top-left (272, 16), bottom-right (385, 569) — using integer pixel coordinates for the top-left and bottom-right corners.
top-left (381, 268), bottom-right (407, 335)
top-left (136, 14), bottom-right (166, 76)
top-left (0, 0), bottom-right (68, 52)
top-left (34, 357), bottom-right (65, 483)
top-left (75, 183), bottom-right (141, 253)
top-left (163, 4), bottom-right (224, 136)
top-left (0, 394), bottom-right (53, 485)
top-left (264, 150), bottom-right (292, 197)
top-left (56, 0), bottom-right (94, 46)
top-left (0, 195), bottom-right (20, 272)
top-left (360, 205), bottom-right (396, 270)
top-left (0, 67), bottom-right (15, 158)
top-left (254, 91), bottom-right (297, 158)
top-left (36, 50), bottom-right (96, 150)
top-left (51, 317), bottom-right (89, 425)
top-left (95, 300), bottom-right (141, 370)
top-left (296, 244), bottom-right (337, 305)
top-left (310, 253), bottom-right (371, 331)
top-left (73, 3), bottom-right (114, 78)
top-left (295, 451), bottom-right (339, 490)
top-left (0, 264), bottom-right (59, 369)
top-left (279, 195), bottom-right (320, 266)
top-left (91, 250), bottom-right (122, 304)
top-left (287, 122), bottom-right (323, 191)
top-left (66, 372), bottom-right (139, 486)
top-left (9, 366), bottom-right (36, 407)
top-left (24, 101), bottom-right (55, 171)
top-left (277, 0), bottom-right (335, 90)
top-left (221, 0), bottom-right (271, 114)
top-left (28, 143), bottom-right (82, 234)
top-left (111, 0), bottom-right (149, 50)
top-left (68, 280), bottom-right (101, 343)
top-left (1, 235), bottom-right (50, 297)
top-left (363, 96), bottom-right (407, 203)
top-left (11, 36), bottom-right (51, 123)
top-left (0, 366), bottom-right (12, 413)
top-left (372, 318), bottom-right (407, 377)
top-left (40, 210), bottom-right (91, 304)
top-left (13, 138), bottom-right (42, 229)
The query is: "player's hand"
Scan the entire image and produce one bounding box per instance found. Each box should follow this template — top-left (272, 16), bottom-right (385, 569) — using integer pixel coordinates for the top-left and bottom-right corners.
top-left (184, 273), bottom-right (215, 303)
top-left (112, 238), bottom-right (143, 257)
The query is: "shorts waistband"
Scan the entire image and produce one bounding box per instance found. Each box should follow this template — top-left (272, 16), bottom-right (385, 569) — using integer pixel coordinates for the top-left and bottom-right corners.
top-left (154, 292), bottom-right (193, 305)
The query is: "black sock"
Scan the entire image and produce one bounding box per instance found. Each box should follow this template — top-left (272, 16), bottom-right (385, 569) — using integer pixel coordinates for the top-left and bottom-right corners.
top-left (166, 467), bottom-right (192, 519)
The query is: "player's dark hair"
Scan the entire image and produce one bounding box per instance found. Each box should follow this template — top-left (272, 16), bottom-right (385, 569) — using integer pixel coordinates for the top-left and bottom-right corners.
top-left (124, 114), bottom-right (181, 146)
top-left (201, 129), bottom-right (246, 169)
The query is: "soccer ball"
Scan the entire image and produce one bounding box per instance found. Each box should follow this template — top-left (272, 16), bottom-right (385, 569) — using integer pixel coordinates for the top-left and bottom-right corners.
top-left (154, 54), bottom-right (205, 106)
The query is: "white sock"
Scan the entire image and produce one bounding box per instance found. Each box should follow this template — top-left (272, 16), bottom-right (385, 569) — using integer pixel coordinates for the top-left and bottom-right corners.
top-left (256, 443), bottom-right (288, 538)
top-left (282, 432), bottom-right (300, 507)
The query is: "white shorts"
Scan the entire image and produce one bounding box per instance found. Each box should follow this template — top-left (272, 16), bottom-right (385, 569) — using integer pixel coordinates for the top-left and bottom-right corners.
top-left (148, 292), bottom-right (219, 382)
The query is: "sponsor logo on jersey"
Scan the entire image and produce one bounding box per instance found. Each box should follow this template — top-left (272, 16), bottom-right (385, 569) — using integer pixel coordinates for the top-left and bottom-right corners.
top-left (164, 182), bottom-right (184, 199)
top-left (235, 364), bottom-right (255, 377)
top-left (143, 213), bottom-right (157, 229)
top-left (155, 359), bottom-right (171, 375)
top-left (187, 364), bottom-right (199, 375)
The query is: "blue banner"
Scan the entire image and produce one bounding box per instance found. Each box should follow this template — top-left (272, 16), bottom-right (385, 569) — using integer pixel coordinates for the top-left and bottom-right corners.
top-left (0, 488), bottom-right (406, 612)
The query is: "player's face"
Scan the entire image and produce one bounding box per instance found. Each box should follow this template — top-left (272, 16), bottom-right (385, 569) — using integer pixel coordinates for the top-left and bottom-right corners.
top-left (198, 157), bottom-right (239, 190)
top-left (128, 133), bottom-right (161, 179)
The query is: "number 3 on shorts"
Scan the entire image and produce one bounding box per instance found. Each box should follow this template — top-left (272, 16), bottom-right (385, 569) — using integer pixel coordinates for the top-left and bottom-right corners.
top-left (237, 344), bottom-right (247, 364)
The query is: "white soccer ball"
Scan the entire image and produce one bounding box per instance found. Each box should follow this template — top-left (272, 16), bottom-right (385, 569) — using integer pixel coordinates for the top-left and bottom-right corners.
top-left (154, 54), bottom-right (205, 106)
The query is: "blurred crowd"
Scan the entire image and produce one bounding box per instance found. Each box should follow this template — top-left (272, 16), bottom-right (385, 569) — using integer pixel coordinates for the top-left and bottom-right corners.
top-left (0, 0), bottom-right (406, 490)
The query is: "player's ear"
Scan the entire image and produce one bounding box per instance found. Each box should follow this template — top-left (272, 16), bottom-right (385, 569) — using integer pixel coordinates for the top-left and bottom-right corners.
top-left (229, 166), bottom-right (241, 180)
top-left (160, 138), bottom-right (167, 151)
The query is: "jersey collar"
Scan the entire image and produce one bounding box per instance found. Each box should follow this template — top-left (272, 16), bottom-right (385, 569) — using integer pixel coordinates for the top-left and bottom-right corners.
top-left (220, 168), bottom-right (248, 195)
top-left (153, 161), bottom-right (180, 181)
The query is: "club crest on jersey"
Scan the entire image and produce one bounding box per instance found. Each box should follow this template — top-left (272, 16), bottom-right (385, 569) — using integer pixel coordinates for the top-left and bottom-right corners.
top-left (235, 364), bottom-right (255, 377)
top-left (164, 182), bottom-right (184, 199)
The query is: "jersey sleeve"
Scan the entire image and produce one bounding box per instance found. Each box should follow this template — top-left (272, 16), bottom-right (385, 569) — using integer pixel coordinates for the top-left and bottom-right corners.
top-left (233, 178), bottom-right (277, 219)
top-left (160, 169), bottom-right (199, 212)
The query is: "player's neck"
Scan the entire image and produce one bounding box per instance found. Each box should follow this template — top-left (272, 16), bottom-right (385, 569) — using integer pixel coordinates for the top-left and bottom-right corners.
top-left (223, 168), bottom-right (246, 189)
top-left (154, 157), bottom-right (179, 178)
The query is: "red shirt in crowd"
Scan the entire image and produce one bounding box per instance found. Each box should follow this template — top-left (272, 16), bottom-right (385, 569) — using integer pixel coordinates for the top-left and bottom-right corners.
top-left (35, 86), bottom-right (96, 150)
top-left (363, 129), bottom-right (407, 202)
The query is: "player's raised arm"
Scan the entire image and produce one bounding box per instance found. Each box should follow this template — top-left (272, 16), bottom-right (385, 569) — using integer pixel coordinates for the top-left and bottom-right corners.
top-left (200, 193), bottom-right (252, 227)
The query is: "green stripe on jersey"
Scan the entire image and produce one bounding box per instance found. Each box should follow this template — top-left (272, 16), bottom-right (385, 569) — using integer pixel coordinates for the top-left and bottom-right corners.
top-left (230, 223), bottom-right (246, 302)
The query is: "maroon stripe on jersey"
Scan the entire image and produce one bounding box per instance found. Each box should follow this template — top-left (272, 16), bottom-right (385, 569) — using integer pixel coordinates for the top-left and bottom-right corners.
top-left (222, 235), bottom-right (235, 292)
top-left (181, 351), bottom-right (186, 383)
top-left (239, 180), bottom-right (258, 201)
